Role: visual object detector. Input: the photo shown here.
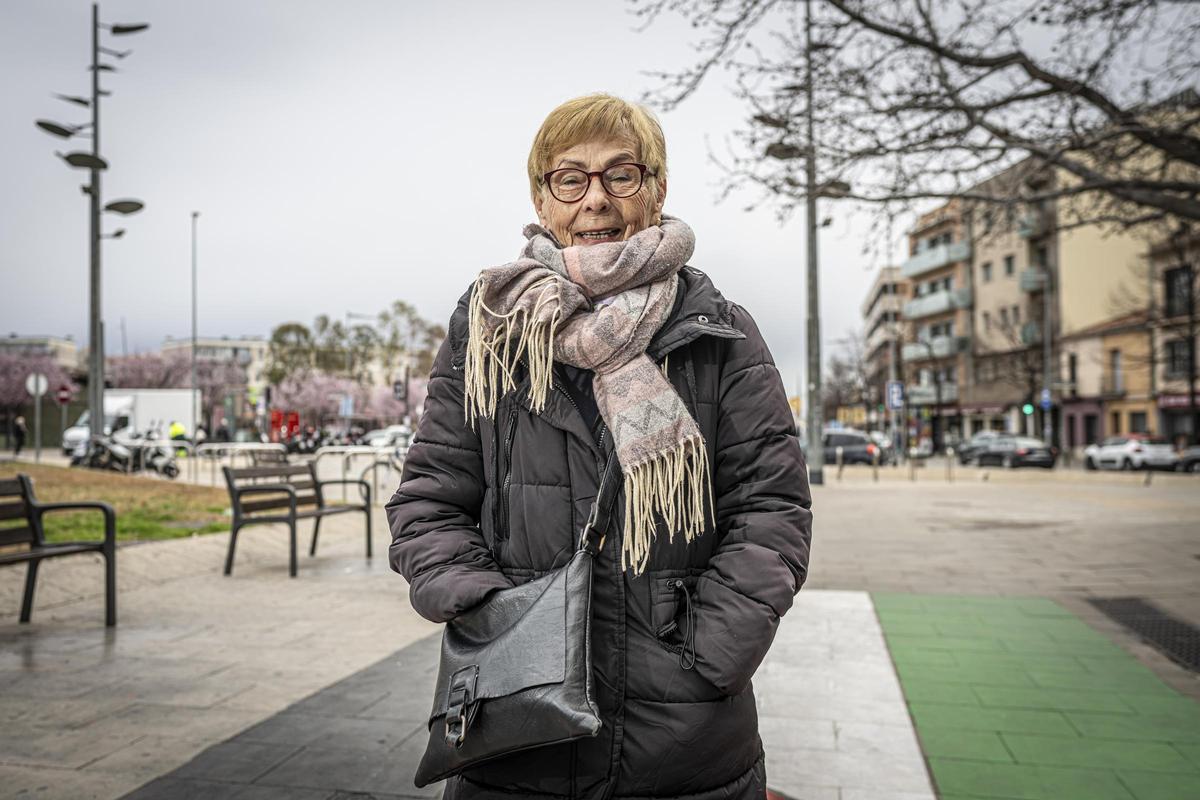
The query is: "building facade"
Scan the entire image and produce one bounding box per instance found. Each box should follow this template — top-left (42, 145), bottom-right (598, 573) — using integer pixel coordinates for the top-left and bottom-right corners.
top-left (900, 199), bottom-right (972, 447)
top-left (860, 266), bottom-right (908, 432)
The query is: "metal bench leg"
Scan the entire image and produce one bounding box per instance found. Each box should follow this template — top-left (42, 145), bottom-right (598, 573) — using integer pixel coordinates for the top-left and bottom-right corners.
top-left (364, 505), bottom-right (373, 559)
top-left (289, 519), bottom-right (298, 578)
top-left (20, 561), bottom-right (40, 623)
top-left (309, 516), bottom-right (322, 557)
top-left (104, 547), bottom-right (117, 627)
top-left (224, 525), bottom-right (240, 576)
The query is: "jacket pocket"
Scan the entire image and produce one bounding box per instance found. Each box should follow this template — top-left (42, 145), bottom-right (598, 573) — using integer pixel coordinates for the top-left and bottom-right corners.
top-left (652, 573), bottom-right (700, 668)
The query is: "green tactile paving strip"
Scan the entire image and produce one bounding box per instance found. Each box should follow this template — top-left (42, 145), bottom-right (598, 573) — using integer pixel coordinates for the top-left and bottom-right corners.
top-left (873, 593), bottom-right (1200, 800)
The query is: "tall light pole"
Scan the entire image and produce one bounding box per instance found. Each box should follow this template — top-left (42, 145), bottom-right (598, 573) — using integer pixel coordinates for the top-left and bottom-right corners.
top-left (191, 211), bottom-right (200, 481)
top-left (803, 0), bottom-right (824, 485)
top-left (35, 5), bottom-right (148, 446)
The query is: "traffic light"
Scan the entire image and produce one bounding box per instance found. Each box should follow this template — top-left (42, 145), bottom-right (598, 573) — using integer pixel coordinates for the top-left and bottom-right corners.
top-left (1022, 403), bottom-right (1034, 416)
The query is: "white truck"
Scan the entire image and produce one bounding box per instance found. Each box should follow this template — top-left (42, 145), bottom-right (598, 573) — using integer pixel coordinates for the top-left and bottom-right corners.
top-left (62, 388), bottom-right (201, 454)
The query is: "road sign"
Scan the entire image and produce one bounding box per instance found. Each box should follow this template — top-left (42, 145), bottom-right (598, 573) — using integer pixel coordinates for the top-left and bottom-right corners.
top-left (55, 384), bottom-right (72, 406)
top-left (25, 373), bottom-right (48, 398)
top-left (886, 380), bottom-right (905, 410)
top-left (1039, 388), bottom-right (1052, 410)
top-left (393, 380), bottom-right (407, 402)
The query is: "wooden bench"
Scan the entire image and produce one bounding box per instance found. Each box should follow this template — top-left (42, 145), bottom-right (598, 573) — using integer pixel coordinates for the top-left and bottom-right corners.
top-left (0, 474), bottom-right (117, 626)
top-left (222, 463), bottom-right (372, 577)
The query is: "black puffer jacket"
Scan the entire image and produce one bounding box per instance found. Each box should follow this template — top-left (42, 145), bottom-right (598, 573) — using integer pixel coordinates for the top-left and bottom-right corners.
top-left (386, 267), bottom-right (812, 800)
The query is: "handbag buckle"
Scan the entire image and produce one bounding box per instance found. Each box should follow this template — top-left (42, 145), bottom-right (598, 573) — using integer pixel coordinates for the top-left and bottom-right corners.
top-left (444, 665), bottom-right (479, 748)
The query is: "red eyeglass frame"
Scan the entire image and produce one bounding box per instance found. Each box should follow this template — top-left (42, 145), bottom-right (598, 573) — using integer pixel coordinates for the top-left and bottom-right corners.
top-left (540, 162), bottom-right (653, 203)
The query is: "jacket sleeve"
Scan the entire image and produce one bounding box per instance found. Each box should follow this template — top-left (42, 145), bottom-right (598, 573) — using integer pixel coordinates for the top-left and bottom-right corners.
top-left (691, 303), bottom-right (813, 695)
top-left (385, 307), bottom-right (512, 624)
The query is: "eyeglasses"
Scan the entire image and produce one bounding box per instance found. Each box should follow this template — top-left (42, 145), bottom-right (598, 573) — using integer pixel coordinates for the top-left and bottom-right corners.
top-left (541, 162), bottom-right (652, 203)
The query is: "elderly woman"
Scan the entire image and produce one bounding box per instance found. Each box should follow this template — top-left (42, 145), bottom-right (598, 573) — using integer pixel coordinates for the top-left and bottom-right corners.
top-left (386, 94), bottom-right (812, 800)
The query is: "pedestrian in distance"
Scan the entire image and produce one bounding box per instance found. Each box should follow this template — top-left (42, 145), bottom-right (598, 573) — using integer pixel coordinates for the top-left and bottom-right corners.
top-left (386, 93), bottom-right (813, 800)
top-left (13, 415), bottom-right (28, 456)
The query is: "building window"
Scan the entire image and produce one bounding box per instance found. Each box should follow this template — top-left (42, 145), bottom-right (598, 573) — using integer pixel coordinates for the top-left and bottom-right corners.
top-left (999, 308), bottom-right (1009, 328)
top-left (1012, 305), bottom-right (1020, 324)
top-left (982, 311), bottom-right (991, 331)
top-left (1166, 338), bottom-right (1192, 378)
top-left (981, 262), bottom-right (992, 282)
top-left (1036, 245), bottom-right (1048, 269)
top-left (1003, 255), bottom-right (1015, 276)
top-left (1111, 411), bottom-right (1121, 435)
top-left (1068, 353), bottom-right (1077, 392)
top-left (1130, 411), bottom-right (1148, 433)
top-left (1110, 348), bottom-right (1122, 392)
top-left (1164, 266), bottom-right (1193, 318)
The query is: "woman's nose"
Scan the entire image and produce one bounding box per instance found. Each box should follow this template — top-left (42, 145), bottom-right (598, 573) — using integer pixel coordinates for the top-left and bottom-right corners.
top-left (581, 174), bottom-right (611, 212)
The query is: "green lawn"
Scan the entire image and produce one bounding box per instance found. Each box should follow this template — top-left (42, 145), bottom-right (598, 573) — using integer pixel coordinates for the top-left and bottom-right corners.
top-left (1, 462), bottom-right (231, 544)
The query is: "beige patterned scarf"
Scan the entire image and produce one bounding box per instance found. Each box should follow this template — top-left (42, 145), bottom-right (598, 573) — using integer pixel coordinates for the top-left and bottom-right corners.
top-left (464, 216), bottom-right (711, 574)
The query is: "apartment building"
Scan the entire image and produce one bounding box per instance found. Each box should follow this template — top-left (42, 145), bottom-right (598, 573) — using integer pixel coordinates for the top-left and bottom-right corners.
top-left (160, 335), bottom-right (270, 389)
top-left (860, 266), bottom-right (908, 430)
top-left (1149, 231), bottom-right (1200, 444)
top-left (899, 199), bottom-right (972, 446)
top-left (0, 334), bottom-right (81, 372)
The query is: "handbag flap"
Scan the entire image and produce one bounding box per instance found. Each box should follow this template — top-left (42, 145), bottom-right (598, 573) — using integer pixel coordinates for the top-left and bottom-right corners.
top-left (429, 552), bottom-right (584, 719)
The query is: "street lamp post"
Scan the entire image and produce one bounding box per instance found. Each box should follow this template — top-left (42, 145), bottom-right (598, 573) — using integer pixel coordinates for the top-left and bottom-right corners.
top-left (802, 0), bottom-right (824, 485)
top-left (191, 211), bottom-right (200, 481)
top-left (35, 4), bottom-right (148, 447)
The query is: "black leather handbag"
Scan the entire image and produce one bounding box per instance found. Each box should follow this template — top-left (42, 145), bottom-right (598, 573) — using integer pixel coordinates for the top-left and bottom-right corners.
top-left (413, 448), bottom-right (621, 788)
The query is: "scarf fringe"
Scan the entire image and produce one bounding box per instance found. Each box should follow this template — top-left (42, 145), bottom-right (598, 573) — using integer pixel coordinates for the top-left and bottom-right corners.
top-left (621, 434), bottom-right (714, 575)
top-left (463, 275), bottom-right (561, 424)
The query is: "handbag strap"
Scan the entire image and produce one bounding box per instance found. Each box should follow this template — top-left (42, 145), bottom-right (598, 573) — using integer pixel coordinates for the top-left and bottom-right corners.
top-left (578, 438), bottom-right (622, 554)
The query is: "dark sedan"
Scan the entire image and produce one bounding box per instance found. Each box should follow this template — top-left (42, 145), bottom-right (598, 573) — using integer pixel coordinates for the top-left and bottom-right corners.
top-left (823, 430), bottom-right (889, 465)
top-left (958, 430), bottom-right (1001, 464)
top-left (976, 435), bottom-right (1057, 469)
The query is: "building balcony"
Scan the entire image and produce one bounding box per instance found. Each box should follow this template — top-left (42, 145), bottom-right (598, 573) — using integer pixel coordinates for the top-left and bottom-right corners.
top-left (1100, 375), bottom-right (1125, 397)
top-left (1020, 321), bottom-right (1042, 346)
top-left (1019, 269), bottom-right (1048, 292)
top-left (907, 382), bottom-right (958, 405)
top-left (901, 240), bottom-right (972, 279)
top-left (903, 287), bottom-right (972, 320)
top-left (902, 335), bottom-right (970, 363)
top-left (1017, 210), bottom-right (1049, 239)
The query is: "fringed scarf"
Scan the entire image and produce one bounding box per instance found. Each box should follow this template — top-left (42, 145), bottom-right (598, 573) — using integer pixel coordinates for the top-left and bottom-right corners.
top-left (463, 216), bottom-right (712, 575)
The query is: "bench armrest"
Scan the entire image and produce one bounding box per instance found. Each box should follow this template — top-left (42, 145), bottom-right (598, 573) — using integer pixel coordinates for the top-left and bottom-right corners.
top-left (229, 484), bottom-right (298, 516)
top-left (30, 501), bottom-right (117, 549)
top-left (315, 479), bottom-right (372, 503)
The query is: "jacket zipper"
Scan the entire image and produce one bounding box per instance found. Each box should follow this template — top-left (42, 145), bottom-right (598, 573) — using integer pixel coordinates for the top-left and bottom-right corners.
top-left (499, 407), bottom-right (518, 543)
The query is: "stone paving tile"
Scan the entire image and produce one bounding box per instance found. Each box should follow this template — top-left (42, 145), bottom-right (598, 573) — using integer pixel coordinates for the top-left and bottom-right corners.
top-left (875, 592), bottom-right (1200, 800)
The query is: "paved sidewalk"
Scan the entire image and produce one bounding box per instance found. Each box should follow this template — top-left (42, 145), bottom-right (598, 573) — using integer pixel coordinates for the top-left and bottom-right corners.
top-left (119, 591), bottom-right (935, 800)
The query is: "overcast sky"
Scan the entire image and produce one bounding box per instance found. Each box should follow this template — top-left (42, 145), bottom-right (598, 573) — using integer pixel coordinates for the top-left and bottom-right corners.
top-left (1, 0), bottom-right (904, 394)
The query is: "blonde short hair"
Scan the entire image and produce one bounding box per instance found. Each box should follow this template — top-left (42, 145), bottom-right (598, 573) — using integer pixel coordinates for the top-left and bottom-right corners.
top-left (527, 93), bottom-right (667, 200)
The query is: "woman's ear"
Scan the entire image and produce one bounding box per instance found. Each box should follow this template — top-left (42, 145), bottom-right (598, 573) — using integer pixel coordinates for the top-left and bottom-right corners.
top-left (532, 190), bottom-right (545, 224)
top-left (655, 176), bottom-right (668, 216)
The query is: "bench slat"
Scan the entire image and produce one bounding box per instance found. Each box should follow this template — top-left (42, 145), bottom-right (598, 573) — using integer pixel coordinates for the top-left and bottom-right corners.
top-left (0, 500), bottom-right (28, 522)
top-left (227, 464), bottom-right (311, 481)
top-left (0, 526), bottom-right (35, 547)
top-left (0, 541), bottom-right (101, 564)
top-left (0, 478), bottom-right (24, 496)
top-left (241, 495), bottom-right (320, 514)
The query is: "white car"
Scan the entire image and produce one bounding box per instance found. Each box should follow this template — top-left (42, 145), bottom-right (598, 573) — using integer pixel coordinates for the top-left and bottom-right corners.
top-left (1084, 434), bottom-right (1179, 471)
top-left (366, 424), bottom-right (412, 449)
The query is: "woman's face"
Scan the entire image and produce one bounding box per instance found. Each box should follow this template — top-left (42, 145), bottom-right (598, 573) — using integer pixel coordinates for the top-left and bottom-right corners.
top-left (533, 137), bottom-right (666, 248)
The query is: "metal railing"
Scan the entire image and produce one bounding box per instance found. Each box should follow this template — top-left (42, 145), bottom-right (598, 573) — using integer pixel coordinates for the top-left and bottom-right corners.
top-left (195, 442), bottom-right (289, 486)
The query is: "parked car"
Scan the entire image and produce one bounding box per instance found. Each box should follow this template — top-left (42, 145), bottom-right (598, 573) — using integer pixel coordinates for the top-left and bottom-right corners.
top-left (1175, 445), bottom-right (1200, 473)
top-left (823, 429), bottom-right (888, 465)
top-left (1083, 434), bottom-right (1179, 471)
top-left (976, 435), bottom-right (1057, 469)
top-left (366, 424), bottom-right (412, 450)
top-left (958, 430), bottom-right (1002, 464)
